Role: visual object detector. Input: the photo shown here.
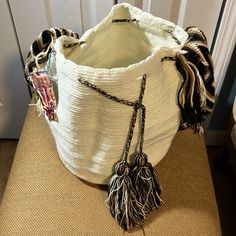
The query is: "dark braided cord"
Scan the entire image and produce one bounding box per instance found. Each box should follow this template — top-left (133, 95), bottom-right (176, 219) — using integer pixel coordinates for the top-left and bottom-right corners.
top-left (123, 103), bottom-right (139, 162)
top-left (139, 104), bottom-right (146, 153)
top-left (78, 74), bottom-right (147, 162)
top-left (112, 18), bottom-right (136, 23)
top-left (136, 74), bottom-right (146, 154)
top-left (120, 74), bottom-right (146, 161)
top-left (78, 77), bottom-right (135, 107)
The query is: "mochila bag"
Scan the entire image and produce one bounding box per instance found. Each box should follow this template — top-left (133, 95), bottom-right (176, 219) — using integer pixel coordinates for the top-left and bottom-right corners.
top-left (24, 3), bottom-right (215, 231)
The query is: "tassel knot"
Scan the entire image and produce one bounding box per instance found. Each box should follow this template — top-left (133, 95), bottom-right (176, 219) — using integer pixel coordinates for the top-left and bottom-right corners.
top-left (115, 161), bottom-right (130, 176)
top-left (134, 152), bottom-right (148, 166)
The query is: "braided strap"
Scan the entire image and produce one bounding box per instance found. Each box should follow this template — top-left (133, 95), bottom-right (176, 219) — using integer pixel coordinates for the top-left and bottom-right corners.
top-left (176, 26), bottom-right (215, 133)
top-left (24, 27), bottom-right (79, 85)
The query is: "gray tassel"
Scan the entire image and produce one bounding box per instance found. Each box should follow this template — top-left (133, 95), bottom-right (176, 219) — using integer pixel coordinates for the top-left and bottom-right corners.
top-left (105, 161), bottom-right (145, 230)
top-left (131, 152), bottom-right (163, 213)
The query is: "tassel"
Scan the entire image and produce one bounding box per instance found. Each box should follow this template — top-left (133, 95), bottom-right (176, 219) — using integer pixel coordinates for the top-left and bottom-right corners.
top-left (176, 54), bottom-right (206, 133)
top-left (105, 161), bottom-right (145, 230)
top-left (79, 75), bottom-right (148, 230)
top-left (176, 26), bottom-right (215, 133)
top-left (131, 152), bottom-right (163, 213)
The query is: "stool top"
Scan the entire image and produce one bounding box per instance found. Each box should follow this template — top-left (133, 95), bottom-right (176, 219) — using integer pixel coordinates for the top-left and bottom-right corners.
top-left (0, 107), bottom-right (221, 235)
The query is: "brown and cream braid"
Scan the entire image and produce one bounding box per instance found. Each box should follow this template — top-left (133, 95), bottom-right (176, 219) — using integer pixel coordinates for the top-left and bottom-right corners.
top-left (24, 27), bottom-right (79, 85)
top-left (176, 26), bottom-right (215, 133)
top-left (163, 26), bottom-right (215, 133)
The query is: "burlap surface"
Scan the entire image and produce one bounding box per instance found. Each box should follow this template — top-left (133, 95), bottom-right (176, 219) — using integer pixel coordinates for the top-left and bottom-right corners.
top-left (0, 107), bottom-right (221, 235)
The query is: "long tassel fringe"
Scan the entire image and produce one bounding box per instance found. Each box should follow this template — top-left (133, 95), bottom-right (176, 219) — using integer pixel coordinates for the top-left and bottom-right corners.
top-left (176, 26), bottom-right (215, 133)
top-left (131, 152), bottom-right (163, 213)
top-left (105, 162), bottom-right (145, 230)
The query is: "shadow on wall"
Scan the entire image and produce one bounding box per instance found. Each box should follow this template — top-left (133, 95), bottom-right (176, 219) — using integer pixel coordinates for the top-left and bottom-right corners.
top-left (209, 44), bottom-right (236, 130)
top-left (0, 53), bottom-right (30, 139)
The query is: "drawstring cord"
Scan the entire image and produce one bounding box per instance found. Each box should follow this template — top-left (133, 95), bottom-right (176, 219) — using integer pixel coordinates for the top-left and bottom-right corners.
top-left (78, 74), bottom-right (162, 231)
top-left (78, 74), bottom-right (147, 163)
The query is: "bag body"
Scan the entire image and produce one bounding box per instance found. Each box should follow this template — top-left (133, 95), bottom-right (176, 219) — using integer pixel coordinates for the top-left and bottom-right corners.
top-left (25, 3), bottom-right (214, 186)
top-left (45, 3), bottom-right (188, 184)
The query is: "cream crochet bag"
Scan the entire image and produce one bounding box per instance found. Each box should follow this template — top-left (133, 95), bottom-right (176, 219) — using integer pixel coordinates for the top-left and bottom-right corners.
top-left (49, 4), bottom-right (187, 184)
top-left (25, 3), bottom-right (214, 230)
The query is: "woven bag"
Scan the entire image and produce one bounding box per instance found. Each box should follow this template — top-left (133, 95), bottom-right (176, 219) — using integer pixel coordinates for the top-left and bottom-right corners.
top-left (25, 3), bottom-right (214, 230)
top-left (27, 4), bottom-right (188, 184)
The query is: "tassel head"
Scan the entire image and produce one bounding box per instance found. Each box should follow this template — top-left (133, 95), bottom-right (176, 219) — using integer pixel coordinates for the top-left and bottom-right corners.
top-left (115, 161), bottom-right (130, 176)
top-left (134, 152), bottom-right (148, 166)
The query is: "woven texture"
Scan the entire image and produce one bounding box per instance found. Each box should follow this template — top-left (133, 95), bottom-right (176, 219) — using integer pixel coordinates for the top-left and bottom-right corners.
top-left (0, 106), bottom-right (221, 235)
top-left (46, 3), bottom-right (188, 184)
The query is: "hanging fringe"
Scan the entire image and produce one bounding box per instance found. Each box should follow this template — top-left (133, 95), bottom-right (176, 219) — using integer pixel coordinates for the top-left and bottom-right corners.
top-left (105, 161), bottom-right (145, 230)
top-left (130, 102), bottom-right (163, 213)
top-left (131, 152), bottom-right (163, 213)
top-left (176, 26), bottom-right (215, 133)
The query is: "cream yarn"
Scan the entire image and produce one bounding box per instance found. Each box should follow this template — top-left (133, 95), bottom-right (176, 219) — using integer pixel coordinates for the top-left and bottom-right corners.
top-left (46, 3), bottom-right (188, 184)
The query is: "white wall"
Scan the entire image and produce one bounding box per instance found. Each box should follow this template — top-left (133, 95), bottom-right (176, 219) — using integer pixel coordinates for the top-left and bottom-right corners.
top-left (0, 0), bottom-right (30, 138)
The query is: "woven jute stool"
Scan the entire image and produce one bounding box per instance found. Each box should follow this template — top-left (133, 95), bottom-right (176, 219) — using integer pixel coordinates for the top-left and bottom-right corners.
top-left (0, 106), bottom-right (221, 235)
